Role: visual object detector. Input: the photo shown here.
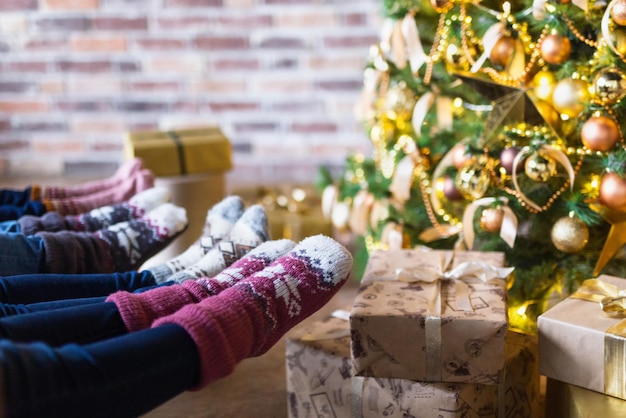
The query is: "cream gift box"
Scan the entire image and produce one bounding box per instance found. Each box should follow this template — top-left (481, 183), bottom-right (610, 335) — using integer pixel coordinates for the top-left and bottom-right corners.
top-left (285, 310), bottom-right (539, 418)
top-left (350, 249), bottom-right (511, 383)
top-left (125, 126), bottom-right (232, 177)
top-left (538, 274), bottom-right (626, 400)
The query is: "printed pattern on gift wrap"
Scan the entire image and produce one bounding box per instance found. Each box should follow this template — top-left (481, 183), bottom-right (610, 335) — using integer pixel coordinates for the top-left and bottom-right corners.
top-left (351, 249), bottom-right (508, 383)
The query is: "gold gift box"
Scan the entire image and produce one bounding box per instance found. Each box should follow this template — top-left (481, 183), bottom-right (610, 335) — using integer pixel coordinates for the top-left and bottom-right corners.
top-left (286, 310), bottom-right (539, 418)
top-left (125, 126), bottom-right (232, 177)
top-left (545, 378), bottom-right (626, 418)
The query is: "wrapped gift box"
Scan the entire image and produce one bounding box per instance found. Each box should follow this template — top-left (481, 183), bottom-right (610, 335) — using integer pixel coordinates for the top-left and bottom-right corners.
top-left (125, 126), bottom-right (232, 177)
top-left (286, 311), bottom-right (539, 418)
top-left (538, 274), bottom-right (626, 400)
top-left (545, 378), bottom-right (626, 418)
top-left (350, 249), bottom-right (510, 383)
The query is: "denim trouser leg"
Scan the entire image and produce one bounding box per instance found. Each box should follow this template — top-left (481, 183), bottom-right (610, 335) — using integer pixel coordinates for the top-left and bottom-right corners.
top-left (0, 233), bottom-right (45, 276)
top-left (0, 220), bottom-right (20, 233)
top-left (0, 270), bottom-right (158, 304)
top-left (0, 302), bottom-right (128, 345)
top-left (0, 186), bottom-right (31, 206)
top-left (0, 324), bottom-right (199, 418)
top-left (0, 200), bottom-right (47, 222)
top-left (0, 296), bottom-right (107, 318)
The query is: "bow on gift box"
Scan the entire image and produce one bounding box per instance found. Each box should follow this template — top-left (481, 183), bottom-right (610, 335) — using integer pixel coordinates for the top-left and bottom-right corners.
top-left (571, 278), bottom-right (626, 317)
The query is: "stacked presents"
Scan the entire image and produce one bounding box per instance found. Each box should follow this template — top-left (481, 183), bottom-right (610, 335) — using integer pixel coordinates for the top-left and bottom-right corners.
top-left (286, 248), bottom-right (541, 417)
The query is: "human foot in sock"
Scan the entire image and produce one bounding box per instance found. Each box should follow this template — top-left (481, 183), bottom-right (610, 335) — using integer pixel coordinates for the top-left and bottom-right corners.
top-left (146, 195), bottom-right (246, 283)
top-left (107, 239), bottom-right (296, 332)
top-left (153, 234), bottom-right (353, 387)
top-left (45, 169), bottom-right (155, 215)
top-left (40, 158), bottom-right (144, 199)
top-left (165, 204), bottom-right (270, 284)
top-left (95, 202), bottom-right (188, 272)
top-left (18, 187), bottom-right (171, 235)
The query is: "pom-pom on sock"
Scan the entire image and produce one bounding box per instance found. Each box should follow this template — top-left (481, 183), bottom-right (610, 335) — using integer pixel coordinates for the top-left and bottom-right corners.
top-left (153, 234), bottom-right (353, 388)
top-left (45, 169), bottom-right (155, 216)
top-left (147, 195), bottom-right (245, 283)
top-left (166, 204), bottom-right (270, 283)
top-left (41, 158), bottom-right (144, 199)
top-left (95, 202), bottom-right (188, 272)
top-left (106, 239), bottom-right (296, 332)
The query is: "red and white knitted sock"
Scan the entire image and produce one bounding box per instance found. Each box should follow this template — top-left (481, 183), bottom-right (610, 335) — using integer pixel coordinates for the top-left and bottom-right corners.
top-left (41, 158), bottom-right (144, 199)
top-left (146, 195), bottom-right (245, 283)
top-left (165, 204), bottom-right (270, 284)
top-left (152, 234), bottom-right (353, 388)
top-left (95, 202), bottom-right (188, 272)
top-left (45, 169), bottom-right (155, 215)
top-left (106, 239), bottom-right (296, 332)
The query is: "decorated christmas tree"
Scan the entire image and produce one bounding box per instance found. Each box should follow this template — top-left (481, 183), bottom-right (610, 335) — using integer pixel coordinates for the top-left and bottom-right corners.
top-left (319, 0), bottom-right (626, 332)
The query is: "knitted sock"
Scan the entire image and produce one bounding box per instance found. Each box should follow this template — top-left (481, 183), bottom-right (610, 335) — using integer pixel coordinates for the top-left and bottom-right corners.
top-left (107, 239), bottom-right (296, 332)
top-left (17, 187), bottom-right (171, 235)
top-left (153, 234), bottom-right (353, 388)
top-left (45, 169), bottom-right (155, 215)
top-left (41, 158), bottom-right (143, 199)
top-left (95, 202), bottom-right (188, 272)
top-left (146, 195), bottom-right (245, 283)
top-left (165, 204), bottom-right (270, 284)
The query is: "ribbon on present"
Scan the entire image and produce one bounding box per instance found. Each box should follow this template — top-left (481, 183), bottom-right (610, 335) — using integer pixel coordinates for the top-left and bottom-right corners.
top-left (570, 278), bottom-right (626, 399)
top-left (393, 254), bottom-right (513, 381)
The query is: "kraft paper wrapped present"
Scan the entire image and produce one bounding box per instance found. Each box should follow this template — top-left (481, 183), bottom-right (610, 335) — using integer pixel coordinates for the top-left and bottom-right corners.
top-left (125, 126), bottom-right (232, 177)
top-left (286, 310), bottom-right (539, 418)
top-left (538, 274), bottom-right (626, 400)
top-left (350, 249), bottom-right (511, 383)
top-left (545, 378), bottom-right (626, 418)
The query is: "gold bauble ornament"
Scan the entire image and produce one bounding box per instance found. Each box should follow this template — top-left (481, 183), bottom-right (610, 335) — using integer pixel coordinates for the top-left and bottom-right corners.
top-left (581, 115), bottom-right (620, 152)
top-left (551, 216), bottom-right (589, 253)
top-left (455, 159), bottom-right (491, 200)
top-left (612, 0), bottom-right (626, 26)
top-left (489, 36), bottom-right (517, 67)
top-left (612, 27), bottom-right (626, 55)
top-left (369, 116), bottom-right (396, 146)
top-left (524, 150), bottom-right (557, 182)
top-left (552, 78), bottom-right (590, 118)
top-left (445, 43), bottom-right (470, 71)
top-left (600, 172), bottom-right (626, 212)
top-left (540, 34), bottom-right (571, 65)
top-left (382, 81), bottom-right (417, 121)
top-left (480, 207), bottom-right (504, 233)
top-left (593, 67), bottom-right (626, 105)
top-left (531, 70), bottom-right (556, 101)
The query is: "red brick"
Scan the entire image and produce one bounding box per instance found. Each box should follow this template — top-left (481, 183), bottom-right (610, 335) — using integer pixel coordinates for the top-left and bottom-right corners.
top-left (32, 138), bottom-right (84, 153)
top-left (17, 121), bottom-right (67, 131)
top-left (57, 60), bottom-right (112, 72)
top-left (0, 0), bottom-right (36, 11)
top-left (0, 139), bottom-right (30, 151)
top-left (343, 13), bottom-right (368, 26)
top-left (164, 0), bottom-right (222, 6)
top-left (315, 79), bottom-right (362, 91)
top-left (126, 80), bottom-right (182, 92)
top-left (0, 101), bottom-right (48, 113)
top-left (233, 122), bottom-right (278, 132)
top-left (71, 119), bottom-right (127, 132)
top-left (6, 61), bottom-right (49, 73)
top-left (259, 80), bottom-right (310, 92)
top-left (291, 122), bottom-right (338, 133)
top-left (134, 38), bottom-right (187, 50)
top-left (323, 35), bottom-right (379, 48)
top-left (259, 37), bottom-right (305, 48)
top-left (0, 82), bottom-right (35, 93)
top-left (308, 55), bottom-right (366, 70)
top-left (214, 15), bottom-right (272, 28)
top-left (0, 119), bottom-right (11, 131)
top-left (89, 141), bottom-right (124, 152)
top-left (116, 101), bottom-right (170, 112)
top-left (71, 36), bottom-right (127, 52)
top-left (207, 101), bottom-right (260, 111)
top-left (264, 0), bottom-right (313, 3)
top-left (272, 100), bottom-right (323, 112)
top-left (274, 12), bottom-right (336, 27)
top-left (157, 16), bottom-right (210, 29)
top-left (56, 100), bottom-right (111, 112)
top-left (35, 16), bottom-right (89, 31)
top-left (24, 38), bottom-right (69, 51)
top-left (191, 80), bottom-right (247, 93)
top-left (92, 17), bottom-right (148, 31)
top-left (213, 59), bottom-right (260, 71)
top-left (42, 0), bottom-right (99, 10)
top-left (194, 35), bottom-right (248, 50)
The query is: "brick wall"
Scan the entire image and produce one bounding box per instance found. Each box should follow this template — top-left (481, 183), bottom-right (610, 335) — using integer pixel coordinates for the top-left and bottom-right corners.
top-left (0, 0), bottom-right (380, 186)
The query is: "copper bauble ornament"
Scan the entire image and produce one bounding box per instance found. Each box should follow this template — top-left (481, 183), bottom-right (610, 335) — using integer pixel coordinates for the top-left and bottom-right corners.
top-left (525, 151), bottom-right (557, 182)
top-left (612, 0), bottom-right (626, 26)
top-left (552, 78), bottom-right (590, 118)
top-left (551, 216), bottom-right (589, 253)
top-left (500, 146), bottom-right (523, 174)
top-left (581, 115), bottom-right (620, 152)
top-left (593, 67), bottom-right (626, 105)
top-left (455, 160), bottom-right (491, 200)
top-left (480, 207), bottom-right (504, 233)
top-left (442, 175), bottom-right (463, 201)
top-left (600, 172), bottom-right (626, 212)
top-left (489, 36), bottom-right (517, 67)
top-left (540, 34), bottom-right (571, 65)
top-left (431, 0), bottom-right (453, 12)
